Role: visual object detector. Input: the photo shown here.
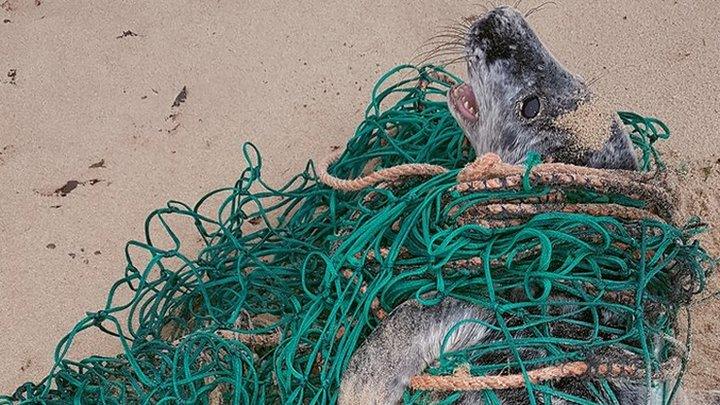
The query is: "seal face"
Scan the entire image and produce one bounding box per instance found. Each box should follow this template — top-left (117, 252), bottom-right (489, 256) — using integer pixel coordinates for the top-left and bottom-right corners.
top-left (448, 6), bottom-right (638, 171)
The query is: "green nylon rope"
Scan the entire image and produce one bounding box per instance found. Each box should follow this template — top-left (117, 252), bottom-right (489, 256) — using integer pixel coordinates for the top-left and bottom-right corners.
top-left (2, 65), bottom-right (713, 405)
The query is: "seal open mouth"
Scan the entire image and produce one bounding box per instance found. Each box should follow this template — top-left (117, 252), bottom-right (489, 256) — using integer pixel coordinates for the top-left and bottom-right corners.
top-left (449, 84), bottom-right (479, 124)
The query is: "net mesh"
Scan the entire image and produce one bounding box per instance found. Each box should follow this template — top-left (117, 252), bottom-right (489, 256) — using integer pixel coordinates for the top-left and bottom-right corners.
top-left (3, 65), bottom-right (713, 405)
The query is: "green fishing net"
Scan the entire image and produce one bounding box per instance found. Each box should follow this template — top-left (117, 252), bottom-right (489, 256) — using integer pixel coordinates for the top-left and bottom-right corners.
top-left (3, 65), bottom-right (713, 405)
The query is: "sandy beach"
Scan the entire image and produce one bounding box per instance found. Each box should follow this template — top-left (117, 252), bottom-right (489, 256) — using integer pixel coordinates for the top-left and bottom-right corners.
top-left (1, 0), bottom-right (718, 395)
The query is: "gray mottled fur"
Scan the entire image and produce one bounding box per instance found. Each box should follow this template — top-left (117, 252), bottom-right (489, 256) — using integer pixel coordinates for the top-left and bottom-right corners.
top-left (339, 298), bottom-right (491, 404)
top-left (340, 298), bottom-right (670, 405)
top-left (339, 6), bottom-right (683, 405)
top-left (454, 6), bottom-right (637, 171)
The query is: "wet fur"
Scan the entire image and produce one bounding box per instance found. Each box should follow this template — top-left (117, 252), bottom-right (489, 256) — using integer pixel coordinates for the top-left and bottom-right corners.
top-left (340, 6), bottom-right (672, 405)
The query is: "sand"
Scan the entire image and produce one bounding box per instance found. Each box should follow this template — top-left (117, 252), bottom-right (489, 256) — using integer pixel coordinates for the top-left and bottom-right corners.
top-left (1, 0), bottom-right (719, 396)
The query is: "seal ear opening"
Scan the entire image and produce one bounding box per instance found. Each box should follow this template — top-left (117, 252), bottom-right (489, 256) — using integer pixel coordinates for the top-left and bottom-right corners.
top-left (587, 121), bottom-right (639, 171)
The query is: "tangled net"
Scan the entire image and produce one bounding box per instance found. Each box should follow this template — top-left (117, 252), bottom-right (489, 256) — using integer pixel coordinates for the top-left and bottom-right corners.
top-left (3, 65), bottom-right (714, 405)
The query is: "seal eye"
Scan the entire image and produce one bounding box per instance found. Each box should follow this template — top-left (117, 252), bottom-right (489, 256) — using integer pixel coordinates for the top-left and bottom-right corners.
top-left (520, 96), bottom-right (541, 119)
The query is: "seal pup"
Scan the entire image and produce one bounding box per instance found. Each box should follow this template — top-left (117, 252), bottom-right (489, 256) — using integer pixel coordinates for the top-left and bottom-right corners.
top-left (339, 6), bottom-right (673, 405)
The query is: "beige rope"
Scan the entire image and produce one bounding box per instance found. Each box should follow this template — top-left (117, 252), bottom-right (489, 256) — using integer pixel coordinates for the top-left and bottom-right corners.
top-left (216, 329), bottom-right (280, 348)
top-left (410, 362), bottom-right (590, 391)
top-left (455, 154), bottom-right (674, 222)
top-left (457, 153), bottom-right (656, 184)
top-left (457, 202), bottom-right (663, 224)
top-left (316, 149), bottom-right (448, 192)
top-left (317, 150), bottom-right (672, 221)
top-left (171, 323), bottom-right (282, 404)
top-left (409, 360), bottom-right (647, 392)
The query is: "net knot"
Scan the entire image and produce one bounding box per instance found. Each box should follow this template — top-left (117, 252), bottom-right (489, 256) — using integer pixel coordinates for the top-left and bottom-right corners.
top-left (86, 310), bottom-right (110, 325)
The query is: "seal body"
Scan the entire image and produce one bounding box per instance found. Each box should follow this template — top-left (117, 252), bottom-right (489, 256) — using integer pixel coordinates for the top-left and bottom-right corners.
top-left (339, 6), bottom-right (674, 405)
top-left (340, 299), bottom-right (663, 405)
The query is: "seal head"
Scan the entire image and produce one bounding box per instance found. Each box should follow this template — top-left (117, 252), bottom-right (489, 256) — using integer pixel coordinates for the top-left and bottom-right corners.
top-left (448, 6), bottom-right (638, 170)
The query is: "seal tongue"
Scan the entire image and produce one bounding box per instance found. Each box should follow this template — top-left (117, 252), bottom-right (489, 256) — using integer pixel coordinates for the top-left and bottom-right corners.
top-left (450, 84), bottom-right (479, 123)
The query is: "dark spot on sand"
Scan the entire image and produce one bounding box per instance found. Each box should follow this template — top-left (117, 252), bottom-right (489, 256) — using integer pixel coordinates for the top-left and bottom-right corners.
top-left (68, 253), bottom-right (76, 259)
top-left (2, 19), bottom-right (10, 23)
top-left (46, 243), bottom-right (56, 249)
top-left (89, 159), bottom-right (105, 168)
top-left (55, 180), bottom-right (80, 196)
top-left (172, 86), bottom-right (187, 108)
top-left (248, 217), bottom-right (262, 225)
top-left (20, 359), bottom-right (31, 372)
top-left (116, 30), bottom-right (139, 39)
top-left (7, 69), bottom-right (17, 85)
top-left (87, 179), bottom-right (102, 185)
top-left (166, 122), bottom-right (180, 133)
top-left (701, 160), bottom-right (719, 181)
top-left (140, 95), bottom-right (147, 99)
top-left (330, 145), bottom-right (340, 151)
top-left (94, 250), bottom-right (101, 255)
top-left (50, 204), bottom-right (61, 208)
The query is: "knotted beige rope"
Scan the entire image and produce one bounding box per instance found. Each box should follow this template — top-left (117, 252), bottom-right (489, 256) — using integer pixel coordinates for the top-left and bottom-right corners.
top-left (316, 149), bottom-right (448, 192)
top-left (314, 150), bottom-right (678, 392)
top-left (318, 151), bottom-right (673, 222)
top-left (409, 361), bottom-right (647, 391)
top-left (410, 362), bottom-right (590, 391)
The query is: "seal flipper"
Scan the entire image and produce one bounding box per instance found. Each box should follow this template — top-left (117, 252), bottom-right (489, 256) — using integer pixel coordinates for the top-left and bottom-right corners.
top-left (338, 298), bottom-right (492, 405)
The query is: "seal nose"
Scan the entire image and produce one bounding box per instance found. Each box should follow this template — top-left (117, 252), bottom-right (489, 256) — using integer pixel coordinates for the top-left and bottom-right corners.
top-left (471, 9), bottom-right (500, 37)
top-left (472, 6), bottom-right (515, 33)
top-left (477, 7), bottom-right (505, 25)
top-left (467, 6), bottom-right (524, 63)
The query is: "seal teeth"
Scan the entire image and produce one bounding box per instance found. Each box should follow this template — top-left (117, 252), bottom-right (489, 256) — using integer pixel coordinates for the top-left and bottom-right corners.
top-left (449, 84), bottom-right (479, 122)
